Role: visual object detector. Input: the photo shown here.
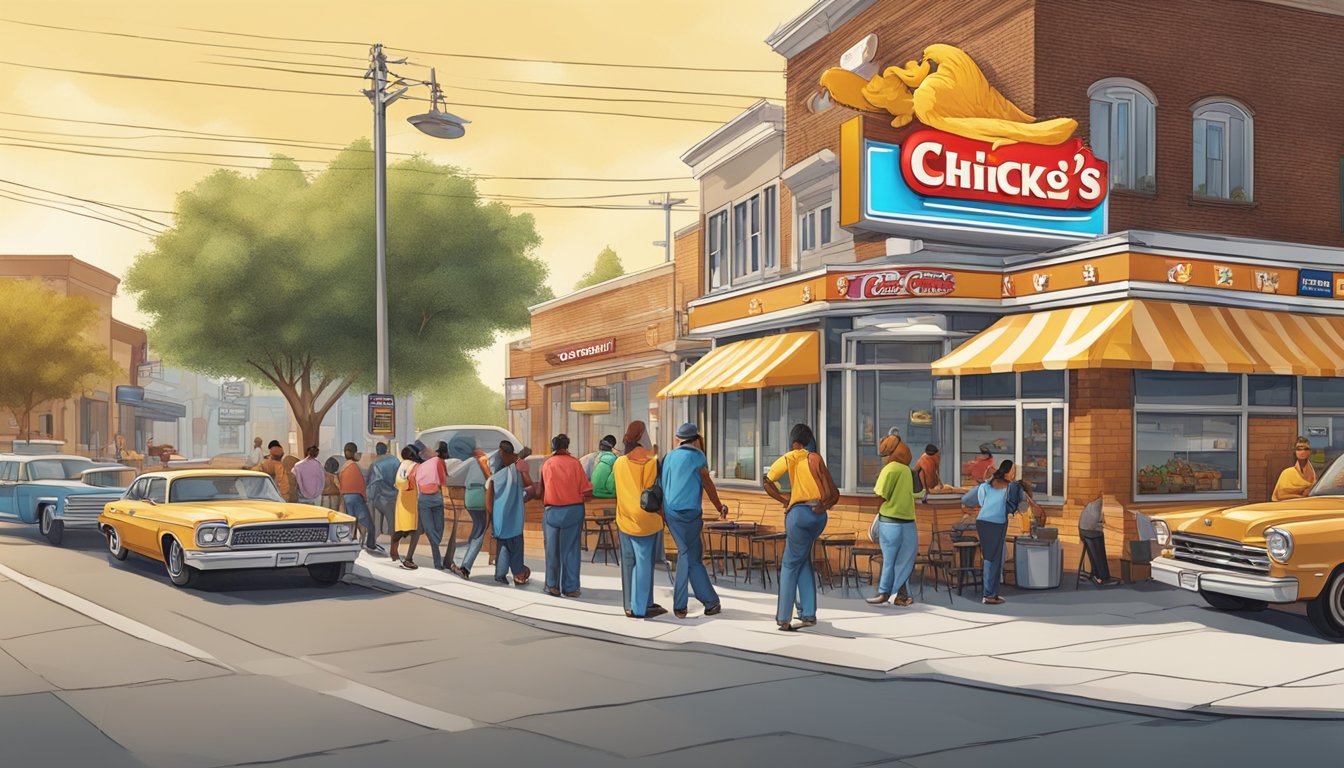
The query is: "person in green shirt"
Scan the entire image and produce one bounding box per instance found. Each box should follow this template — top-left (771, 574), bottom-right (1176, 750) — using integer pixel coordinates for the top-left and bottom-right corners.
top-left (589, 435), bottom-right (618, 499)
top-left (868, 446), bottom-right (918, 606)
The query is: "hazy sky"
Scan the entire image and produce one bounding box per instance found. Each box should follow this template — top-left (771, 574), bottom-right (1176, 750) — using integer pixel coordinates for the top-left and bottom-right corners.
top-left (0, 0), bottom-right (811, 389)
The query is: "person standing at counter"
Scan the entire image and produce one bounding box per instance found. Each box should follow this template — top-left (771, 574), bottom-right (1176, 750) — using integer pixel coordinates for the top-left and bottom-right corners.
top-left (764, 424), bottom-right (840, 631)
top-left (1273, 436), bottom-right (1318, 501)
top-left (869, 443), bottom-right (918, 606)
top-left (965, 445), bottom-right (996, 485)
top-left (540, 434), bottom-right (592, 598)
top-left (660, 423), bottom-right (728, 619)
top-left (614, 421), bottom-right (666, 619)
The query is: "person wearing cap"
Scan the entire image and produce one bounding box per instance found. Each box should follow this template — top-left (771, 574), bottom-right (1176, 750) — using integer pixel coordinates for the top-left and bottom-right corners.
top-left (540, 433), bottom-right (592, 597)
top-left (659, 422), bottom-right (728, 619)
top-left (588, 435), bottom-right (619, 499)
top-left (614, 421), bottom-right (666, 619)
top-left (965, 444), bottom-right (996, 485)
top-left (339, 442), bottom-right (382, 554)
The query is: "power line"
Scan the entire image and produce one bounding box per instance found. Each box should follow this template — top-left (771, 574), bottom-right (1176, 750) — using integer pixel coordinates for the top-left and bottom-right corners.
top-left (0, 108), bottom-right (353, 147)
top-left (0, 185), bottom-right (166, 232)
top-left (0, 190), bottom-right (161, 236)
top-left (0, 177), bottom-right (173, 223)
top-left (0, 17), bottom-right (365, 62)
top-left (180, 25), bottom-right (366, 48)
top-left (0, 59), bottom-right (359, 98)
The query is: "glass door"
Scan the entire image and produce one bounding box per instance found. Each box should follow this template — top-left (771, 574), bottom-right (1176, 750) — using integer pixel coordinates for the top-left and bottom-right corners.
top-left (1021, 408), bottom-right (1050, 496)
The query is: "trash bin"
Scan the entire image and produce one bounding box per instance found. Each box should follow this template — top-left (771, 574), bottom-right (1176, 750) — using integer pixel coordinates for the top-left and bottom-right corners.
top-left (1014, 536), bottom-right (1062, 589)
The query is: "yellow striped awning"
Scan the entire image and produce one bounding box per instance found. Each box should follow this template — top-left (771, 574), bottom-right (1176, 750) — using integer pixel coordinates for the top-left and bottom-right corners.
top-left (932, 299), bottom-right (1344, 376)
top-left (659, 331), bottom-right (820, 398)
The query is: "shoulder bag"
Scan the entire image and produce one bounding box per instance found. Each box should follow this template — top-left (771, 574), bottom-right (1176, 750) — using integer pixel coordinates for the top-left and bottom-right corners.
top-left (639, 455), bottom-right (664, 513)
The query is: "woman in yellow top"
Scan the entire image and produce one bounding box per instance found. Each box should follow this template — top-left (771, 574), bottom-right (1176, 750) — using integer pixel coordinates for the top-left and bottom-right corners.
top-left (614, 421), bottom-right (667, 620)
top-left (1273, 436), bottom-right (1318, 501)
top-left (763, 424), bottom-right (840, 631)
top-left (389, 447), bottom-right (423, 569)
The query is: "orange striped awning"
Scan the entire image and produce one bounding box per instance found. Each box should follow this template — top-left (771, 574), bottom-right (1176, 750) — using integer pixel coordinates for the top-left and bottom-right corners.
top-left (931, 299), bottom-right (1344, 376)
top-left (659, 332), bottom-right (820, 398)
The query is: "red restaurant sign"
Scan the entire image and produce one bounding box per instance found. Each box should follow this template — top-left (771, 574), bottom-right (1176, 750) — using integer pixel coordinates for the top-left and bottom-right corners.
top-left (546, 337), bottom-right (616, 365)
top-left (900, 130), bottom-right (1107, 210)
top-left (838, 269), bottom-right (956, 300)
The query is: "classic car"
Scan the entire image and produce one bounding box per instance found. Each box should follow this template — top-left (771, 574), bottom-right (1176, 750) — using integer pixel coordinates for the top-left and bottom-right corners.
top-left (97, 469), bottom-right (361, 588)
top-left (0, 453), bottom-right (132, 546)
top-left (415, 424), bottom-right (541, 485)
top-left (1151, 455), bottom-right (1344, 641)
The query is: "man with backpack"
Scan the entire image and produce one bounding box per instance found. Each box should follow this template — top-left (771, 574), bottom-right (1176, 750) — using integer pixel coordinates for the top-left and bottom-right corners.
top-left (588, 435), bottom-right (619, 499)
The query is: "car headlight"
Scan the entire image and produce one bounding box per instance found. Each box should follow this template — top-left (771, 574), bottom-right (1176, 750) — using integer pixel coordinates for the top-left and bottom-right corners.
top-left (1152, 519), bottom-right (1170, 547)
top-left (195, 524), bottom-right (230, 547)
top-left (331, 522), bottom-right (355, 542)
top-left (1265, 528), bottom-right (1293, 563)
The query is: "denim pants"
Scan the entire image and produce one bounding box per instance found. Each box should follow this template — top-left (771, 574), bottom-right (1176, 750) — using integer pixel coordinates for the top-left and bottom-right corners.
top-left (417, 495), bottom-right (446, 568)
top-left (665, 509), bottom-right (718, 612)
top-left (777, 504), bottom-right (828, 623)
top-left (976, 519), bottom-right (1009, 599)
top-left (369, 489), bottom-right (396, 535)
top-left (877, 519), bottom-right (919, 595)
top-left (543, 504), bottom-right (585, 593)
top-left (458, 508), bottom-right (488, 572)
top-left (343, 494), bottom-right (377, 551)
top-left (619, 531), bottom-right (659, 616)
top-left (494, 535), bottom-right (526, 581)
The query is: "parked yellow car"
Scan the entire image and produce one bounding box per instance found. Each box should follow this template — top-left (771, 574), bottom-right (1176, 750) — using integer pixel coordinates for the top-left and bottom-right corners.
top-left (97, 469), bottom-right (362, 588)
top-left (1151, 457), bottom-right (1344, 641)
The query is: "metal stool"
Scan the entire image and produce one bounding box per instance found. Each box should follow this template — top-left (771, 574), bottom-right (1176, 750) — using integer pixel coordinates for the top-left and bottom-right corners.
top-left (952, 540), bottom-right (983, 596)
top-left (846, 545), bottom-right (883, 593)
top-left (589, 517), bottom-right (619, 565)
top-left (744, 531), bottom-right (786, 589)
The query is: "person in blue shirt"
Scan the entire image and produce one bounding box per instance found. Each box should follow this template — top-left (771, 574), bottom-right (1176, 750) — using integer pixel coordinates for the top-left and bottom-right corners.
top-left (659, 423), bottom-right (730, 619)
top-left (366, 442), bottom-right (400, 537)
top-left (974, 460), bottom-right (1043, 605)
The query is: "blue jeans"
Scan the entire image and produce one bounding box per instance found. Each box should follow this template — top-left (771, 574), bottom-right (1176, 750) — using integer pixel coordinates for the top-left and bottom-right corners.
top-left (343, 494), bottom-right (377, 551)
top-left (976, 519), bottom-right (1008, 599)
top-left (877, 519), bottom-right (919, 596)
top-left (417, 495), bottom-right (446, 568)
top-left (665, 510), bottom-right (718, 612)
top-left (543, 504), bottom-right (585, 593)
top-left (619, 531), bottom-right (659, 616)
top-left (495, 535), bottom-right (526, 581)
top-left (369, 489), bottom-right (396, 535)
top-left (777, 504), bottom-right (828, 623)
top-left (458, 508), bottom-right (488, 572)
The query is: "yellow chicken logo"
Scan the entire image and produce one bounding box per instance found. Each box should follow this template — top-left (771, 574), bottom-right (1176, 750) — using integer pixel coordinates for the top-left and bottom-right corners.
top-left (821, 44), bottom-right (1077, 150)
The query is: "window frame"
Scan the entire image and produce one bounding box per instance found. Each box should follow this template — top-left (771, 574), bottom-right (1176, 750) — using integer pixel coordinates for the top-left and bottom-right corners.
top-left (1088, 78), bottom-right (1158, 194)
top-left (706, 207), bottom-right (729, 292)
top-left (707, 183), bottom-right (779, 293)
top-left (1133, 373), bottom-right (1253, 502)
top-left (1191, 98), bottom-right (1254, 202)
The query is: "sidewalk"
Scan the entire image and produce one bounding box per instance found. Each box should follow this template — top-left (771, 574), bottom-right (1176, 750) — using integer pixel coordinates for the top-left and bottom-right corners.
top-left (350, 548), bottom-right (1344, 719)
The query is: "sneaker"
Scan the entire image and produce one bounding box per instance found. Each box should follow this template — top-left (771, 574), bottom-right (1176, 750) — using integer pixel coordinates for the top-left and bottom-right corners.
top-left (563, 590), bottom-right (582, 598)
top-left (866, 593), bottom-right (891, 605)
top-left (493, 576), bottom-right (509, 584)
top-left (644, 605), bottom-right (669, 619)
top-left (982, 596), bottom-right (1006, 605)
top-left (514, 566), bottom-right (531, 586)
top-left (703, 602), bottom-right (722, 616)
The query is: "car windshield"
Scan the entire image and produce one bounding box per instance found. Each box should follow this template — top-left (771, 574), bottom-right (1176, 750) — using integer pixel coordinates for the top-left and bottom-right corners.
top-left (28, 459), bottom-right (96, 481)
top-left (82, 469), bottom-right (134, 488)
top-left (169, 475), bottom-right (285, 503)
top-left (417, 428), bottom-right (509, 455)
top-left (1308, 456), bottom-right (1344, 497)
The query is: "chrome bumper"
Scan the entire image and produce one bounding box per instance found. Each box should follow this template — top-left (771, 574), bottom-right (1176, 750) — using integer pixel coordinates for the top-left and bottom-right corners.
top-left (52, 516), bottom-right (101, 529)
top-left (1151, 556), bottom-right (1298, 603)
top-left (182, 543), bottom-right (362, 571)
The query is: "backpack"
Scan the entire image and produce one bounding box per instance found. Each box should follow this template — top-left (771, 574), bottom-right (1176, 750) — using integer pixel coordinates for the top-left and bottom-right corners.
top-left (464, 458), bottom-right (488, 510)
top-left (909, 459), bottom-right (925, 495)
top-left (640, 455), bottom-right (664, 513)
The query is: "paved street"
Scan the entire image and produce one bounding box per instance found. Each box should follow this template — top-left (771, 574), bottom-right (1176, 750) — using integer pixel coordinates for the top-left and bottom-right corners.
top-left (4, 522), bottom-right (1344, 768)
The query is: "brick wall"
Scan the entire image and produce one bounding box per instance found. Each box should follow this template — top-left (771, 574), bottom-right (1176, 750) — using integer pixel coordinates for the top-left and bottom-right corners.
top-left (673, 224), bottom-right (703, 313)
top-left (1248, 415), bottom-right (1300, 502)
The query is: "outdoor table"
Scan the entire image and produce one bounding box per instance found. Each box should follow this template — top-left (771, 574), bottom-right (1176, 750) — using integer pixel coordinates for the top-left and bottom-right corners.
top-left (705, 520), bottom-right (758, 582)
top-left (952, 539), bottom-right (982, 595)
top-left (818, 532), bottom-right (857, 592)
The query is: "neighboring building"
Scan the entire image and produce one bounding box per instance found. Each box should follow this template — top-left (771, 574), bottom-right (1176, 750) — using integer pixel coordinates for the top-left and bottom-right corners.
top-left (0, 255), bottom-right (147, 458)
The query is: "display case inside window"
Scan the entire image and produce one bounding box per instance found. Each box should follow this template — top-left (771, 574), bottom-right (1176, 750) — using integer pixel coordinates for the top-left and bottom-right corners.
top-left (1135, 413), bottom-right (1240, 495)
top-left (1020, 406), bottom-right (1065, 497)
top-left (959, 408), bottom-right (1015, 486)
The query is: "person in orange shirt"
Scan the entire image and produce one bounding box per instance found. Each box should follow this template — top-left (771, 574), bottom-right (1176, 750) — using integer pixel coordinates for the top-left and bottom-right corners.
top-left (539, 433), bottom-right (592, 597)
top-left (258, 440), bottom-right (295, 502)
top-left (339, 442), bottom-right (381, 554)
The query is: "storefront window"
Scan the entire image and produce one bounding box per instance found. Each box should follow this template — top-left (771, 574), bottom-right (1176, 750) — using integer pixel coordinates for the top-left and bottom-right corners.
top-left (960, 374), bottom-right (1015, 400)
top-left (1135, 371), bottom-right (1239, 406)
top-left (720, 389), bottom-right (758, 481)
top-left (825, 371), bottom-right (844, 483)
top-left (824, 318), bottom-right (852, 365)
top-left (762, 386), bottom-right (809, 469)
top-left (856, 341), bottom-right (943, 365)
top-left (589, 382), bottom-right (626, 449)
top-left (80, 397), bottom-right (109, 453)
top-left (1021, 370), bottom-right (1066, 400)
top-left (959, 408), bottom-right (1015, 486)
top-left (1304, 377), bottom-right (1344, 409)
top-left (1020, 407), bottom-right (1066, 497)
top-left (1249, 375), bottom-right (1295, 408)
top-left (1301, 415), bottom-right (1344, 471)
top-left (1136, 414), bottom-right (1241, 495)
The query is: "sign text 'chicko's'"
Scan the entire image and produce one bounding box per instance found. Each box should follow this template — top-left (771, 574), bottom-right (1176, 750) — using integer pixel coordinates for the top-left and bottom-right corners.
top-left (546, 337), bottom-right (616, 366)
top-left (902, 131), bottom-right (1106, 210)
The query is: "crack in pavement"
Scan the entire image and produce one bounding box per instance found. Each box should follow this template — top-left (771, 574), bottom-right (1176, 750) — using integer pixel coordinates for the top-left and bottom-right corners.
top-left (212, 738), bottom-right (394, 767)
top-left (0, 621), bottom-right (101, 641)
top-left (861, 716), bottom-right (1157, 763)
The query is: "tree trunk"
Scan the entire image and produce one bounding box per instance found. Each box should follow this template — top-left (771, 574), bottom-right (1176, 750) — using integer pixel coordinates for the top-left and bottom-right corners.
top-left (294, 413), bottom-right (325, 454)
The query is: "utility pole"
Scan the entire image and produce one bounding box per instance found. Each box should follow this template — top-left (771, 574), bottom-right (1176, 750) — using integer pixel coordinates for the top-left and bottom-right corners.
top-left (649, 192), bottom-right (687, 263)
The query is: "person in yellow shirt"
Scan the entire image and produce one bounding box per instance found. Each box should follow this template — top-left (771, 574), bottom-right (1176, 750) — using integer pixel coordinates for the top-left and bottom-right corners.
top-left (614, 421), bottom-right (667, 620)
top-left (389, 447), bottom-right (423, 569)
top-left (1273, 436), bottom-right (1318, 501)
top-left (763, 423), bottom-right (839, 632)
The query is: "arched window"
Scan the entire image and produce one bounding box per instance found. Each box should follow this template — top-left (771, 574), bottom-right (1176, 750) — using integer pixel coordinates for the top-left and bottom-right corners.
top-left (1192, 99), bottom-right (1253, 201)
top-left (1088, 78), bottom-right (1157, 193)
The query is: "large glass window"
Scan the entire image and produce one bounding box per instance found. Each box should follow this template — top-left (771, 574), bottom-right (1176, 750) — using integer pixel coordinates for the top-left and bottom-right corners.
top-left (762, 386), bottom-right (810, 469)
top-left (1193, 100), bottom-right (1253, 201)
top-left (959, 409), bottom-right (1016, 486)
top-left (720, 389), bottom-right (758, 481)
top-left (1249, 375), bottom-right (1295, 408)
top-left (1136, 414), bottom-right (1241, 495)
top-left (80, 397), bottom-right (109, 454)
top-left (711, 185), bottom-right (778, 291)
top-left (1135, 371), bottom-right (1240, 406)
top-left (1089, 79), bottom-right (1157, 193)
top-left (712, 384), bottom-right (814, 484)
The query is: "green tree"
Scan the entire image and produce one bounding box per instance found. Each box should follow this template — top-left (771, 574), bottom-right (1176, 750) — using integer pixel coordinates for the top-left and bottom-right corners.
top-left (125, 142), bottom-right (549, 447)
top-left (573, 246), bottom-right (624, 291)
top-left (414, 368), bottom-right (506, 429)
top-left (0, 279), bottom-right (122, 442)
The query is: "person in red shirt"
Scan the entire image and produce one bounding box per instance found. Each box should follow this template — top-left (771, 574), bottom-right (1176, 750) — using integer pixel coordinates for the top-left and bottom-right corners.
top-left (539, 433), bottom-right (592, 597)
top-left (339, 442), bottom-right (382, 554)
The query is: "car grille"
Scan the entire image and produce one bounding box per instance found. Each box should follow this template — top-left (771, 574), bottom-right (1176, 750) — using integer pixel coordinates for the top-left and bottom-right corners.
top-left (1171, 533), bottom-right (1270, 575)
top-left (63, 495), bottom-right (119, 519)
top-left (231, 524), bottom-right (329, 547)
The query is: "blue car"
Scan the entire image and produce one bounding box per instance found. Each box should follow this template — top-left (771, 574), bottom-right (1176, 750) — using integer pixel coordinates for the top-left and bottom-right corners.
top-left (0, 454), bottom-right (132, 546)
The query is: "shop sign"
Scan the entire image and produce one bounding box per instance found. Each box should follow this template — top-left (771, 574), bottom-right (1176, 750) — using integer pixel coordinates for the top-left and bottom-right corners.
top-left (217, 405), bottom-right (248, 426)
top-left (1297, 269), bottom-right (1333, 298)
top-left (367, 394), bottom-right (395, 436)
top-left (505, 377), bottom-right (528, 410)
top-left (902, 131), bottom-right (1106, 210)
top-left (836, 269), bottom-right (956, 300)
top-left (221, 381), bottom-right (246, 400)
top-left (545, 337), bottom-right (616, 365)
top-left (1254, 271), bottom-right (1281, 294)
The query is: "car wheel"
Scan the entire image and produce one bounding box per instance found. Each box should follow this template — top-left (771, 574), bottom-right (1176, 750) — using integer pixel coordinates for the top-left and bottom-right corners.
top-left (1199, 588), bottom-right (1267, 612)
top-left (105, 526), bottom-right (129, 561)
top-left (307, 562), bottom-right (344, 586)
top-left (163, 537), bottom-right (198, 588)
top-left (39, 505), bottom-right (64, 546)
top-left (1307, 567), bottom-right (1344, 641)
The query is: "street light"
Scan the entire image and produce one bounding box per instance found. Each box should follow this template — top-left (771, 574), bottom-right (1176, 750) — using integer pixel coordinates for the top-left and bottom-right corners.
top-left (364, 44), bottom-right (470, 397)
